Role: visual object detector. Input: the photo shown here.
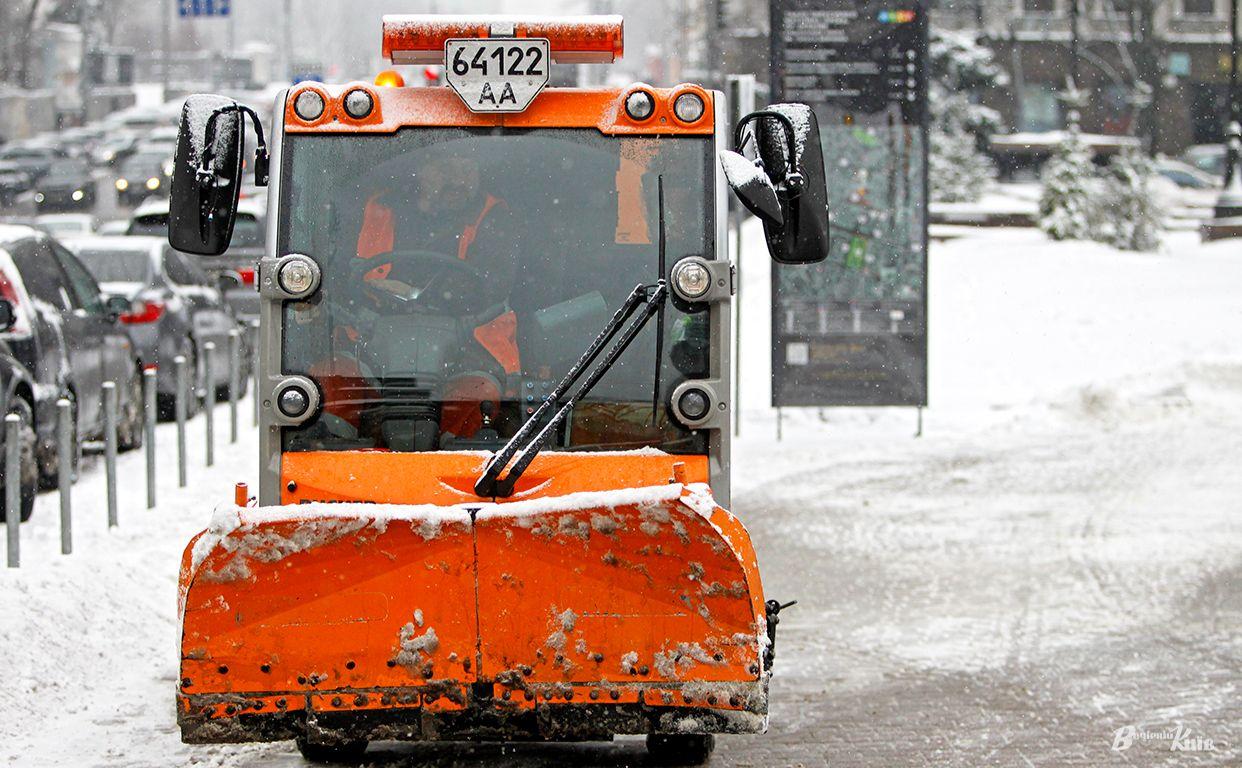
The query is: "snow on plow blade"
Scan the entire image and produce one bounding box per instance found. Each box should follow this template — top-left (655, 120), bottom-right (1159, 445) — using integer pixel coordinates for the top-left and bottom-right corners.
top-left (177, 483), bottom-right (769, 744)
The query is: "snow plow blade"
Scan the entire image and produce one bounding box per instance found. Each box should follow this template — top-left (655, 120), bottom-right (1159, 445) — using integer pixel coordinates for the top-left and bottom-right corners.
top-left (177, 483), bottom-right (769, 744)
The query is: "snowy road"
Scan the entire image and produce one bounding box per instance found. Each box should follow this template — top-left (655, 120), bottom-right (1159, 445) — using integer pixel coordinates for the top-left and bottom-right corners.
top-left (2, 226), bottom-right (1240, 766)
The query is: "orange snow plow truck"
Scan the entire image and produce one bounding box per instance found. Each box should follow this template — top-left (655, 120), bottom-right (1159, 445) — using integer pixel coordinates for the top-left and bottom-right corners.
top-left (168, 14), bottom-right (828, 764)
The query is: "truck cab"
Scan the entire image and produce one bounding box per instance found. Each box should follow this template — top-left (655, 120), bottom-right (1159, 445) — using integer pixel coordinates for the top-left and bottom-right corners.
top-left (169, 14), bottom-right (827, 764)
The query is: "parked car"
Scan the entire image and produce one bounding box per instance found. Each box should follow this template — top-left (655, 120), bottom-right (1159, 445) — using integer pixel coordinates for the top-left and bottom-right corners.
top-left (128, 196), bottom-right (264, 338)
top-left (35, 213), bottom-right (96, 238)
top-left (0, 315), bottom-right (38, 522)
top-left (1154, 158), bottom-right (1219, 190)
top-left (1182, 144), bottom-right (1225, 178)
top-left (0, 225), bottom-right (145, 489)
top-left (63, 236), bottom-right (247, 416)
top-left (113, 149), bottom-right (173, 207)
top-left (0, 162), bottom-right (33, 207)
top-left (0, 143), bottom-right (65, 183)
top-left (33, 158), bottom-right (97, 211)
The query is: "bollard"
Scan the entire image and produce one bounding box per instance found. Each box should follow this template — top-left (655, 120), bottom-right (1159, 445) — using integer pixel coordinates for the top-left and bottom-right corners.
top-left (103, 381), bottom-right (118, 528)
top-left (228, 330), bottom-right (240, 444)
top-left (5, 413), bottom-right (20, 568)
top-left (144, 368), bottom-right (157, 509)
top-left (204, 341), bottom-right (215, 467)
top-left (57, 398), bottom-right (72, 555)
top-left (175, 354), bottom-right (187, 488)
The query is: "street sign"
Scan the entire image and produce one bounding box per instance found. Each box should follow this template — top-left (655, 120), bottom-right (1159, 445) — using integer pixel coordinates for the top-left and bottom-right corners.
top-left (769, 0), bottom-right (929, 407)
top-left (445, 38), bottom-right (550, 113)
top-left (178, 0), bottom-right (230, 17)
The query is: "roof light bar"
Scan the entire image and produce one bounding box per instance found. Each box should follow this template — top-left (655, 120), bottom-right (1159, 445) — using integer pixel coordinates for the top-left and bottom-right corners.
top-left (382, 14), bottom-right (624, 65)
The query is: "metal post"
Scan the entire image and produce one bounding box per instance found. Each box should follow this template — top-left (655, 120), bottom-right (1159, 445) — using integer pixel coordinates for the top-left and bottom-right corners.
top-left (252, 322), bottom-right (260, 428)
top-left (204, 342), bottom-right (215, 467)
top-left (57, 399), bottom-right (72, 555)
top-left (5, 414), bottom-right (20, 568)
top-left (161, 0), bottom-right (171, 99)
top-left (228, 330), bottom-right (240, 444)
top-left (1232, 0), bottom-right (1239, 129)
top-left (732, 214), bottom-right (743, 437)
top-left (175, 354), bottom-right (188, 487)
top-left (144, 369), bottom-right (157, 509)
top-left (103, 381), bottom-right (118, 528)
top-left (1068, 0), bottom-right (1080, 90)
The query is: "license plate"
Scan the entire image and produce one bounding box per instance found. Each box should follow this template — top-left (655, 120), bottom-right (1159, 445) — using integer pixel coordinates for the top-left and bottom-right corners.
top-left (445, 38), bottom-right (550, 114)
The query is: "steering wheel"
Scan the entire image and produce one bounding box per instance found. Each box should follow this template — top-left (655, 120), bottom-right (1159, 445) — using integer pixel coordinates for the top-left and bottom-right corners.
top-left (348, 250), bottom-right (483, 313)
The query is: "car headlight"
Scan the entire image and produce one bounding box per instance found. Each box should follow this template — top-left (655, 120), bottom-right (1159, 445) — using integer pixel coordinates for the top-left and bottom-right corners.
top-left (33, 192), bottom-right (45, 203)
top-left (71, 189), bottom-right (84, 201)
top-left (162, 161), bottom-right (174, 177)
top-left (115, 178), bottom-right (128, 191)
top-left (145, 177), bottom-right (160, 190)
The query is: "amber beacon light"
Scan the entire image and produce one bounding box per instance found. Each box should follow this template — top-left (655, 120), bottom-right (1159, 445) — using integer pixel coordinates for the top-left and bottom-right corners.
top-left (382, 14), bottom-right (624, 65)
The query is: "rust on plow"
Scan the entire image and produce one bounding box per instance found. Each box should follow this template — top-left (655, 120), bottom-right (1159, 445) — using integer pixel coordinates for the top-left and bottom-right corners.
top-left (177, 482), bottom-right (770, 743)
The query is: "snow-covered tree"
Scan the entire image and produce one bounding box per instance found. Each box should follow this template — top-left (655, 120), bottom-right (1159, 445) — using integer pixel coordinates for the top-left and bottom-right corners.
top-left (928, 28), bottom-right (1004, 203)
top-left (1097, 150), bottom-right (1163, 251)
top-left (1038, 128), bottom-right (1097, 241)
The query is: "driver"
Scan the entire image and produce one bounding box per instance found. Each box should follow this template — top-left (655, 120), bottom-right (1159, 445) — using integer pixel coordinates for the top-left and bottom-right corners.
top-left (346, 146), bottom-right (526, 441)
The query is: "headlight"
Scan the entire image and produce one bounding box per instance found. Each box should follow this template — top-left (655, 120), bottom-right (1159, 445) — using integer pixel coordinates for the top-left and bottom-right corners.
top-left (671, 257), bottom-right (712, 300)
top-left (71, 189), bottom-right (84, 201)
top-left (277, 386), bottom-right (310, 418)
top-left (343, 89), bottom-right (374, 119)
top-left (673, 92), bottom-right (706, 123)
top-left (278, 257), bottom-right (316, 295)
top-left (145, 177), bottom-right (160, 190)
top-left (294, 89), bottom-right (325, 122)
top-left (625, 90), bottom-right (655, 121)
top-left (162, 161), bottom-right (174, 177)
top-left (33, 192), bottom-right (45, 203)
top-left (677, 388), bottom-right (711, 421)
top-left (115, 178), bottom-right (129, 191)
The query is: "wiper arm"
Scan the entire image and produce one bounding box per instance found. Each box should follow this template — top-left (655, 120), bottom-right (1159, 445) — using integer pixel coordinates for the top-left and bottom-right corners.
top-left (474, 281), bottom-right (669, 498)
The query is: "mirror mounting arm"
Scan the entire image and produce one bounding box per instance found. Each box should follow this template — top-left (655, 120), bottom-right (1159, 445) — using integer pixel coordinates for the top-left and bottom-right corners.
top-left (201, 103), bottom-right (270, 188)
top-left (734, 109), bottom-right (803, 198)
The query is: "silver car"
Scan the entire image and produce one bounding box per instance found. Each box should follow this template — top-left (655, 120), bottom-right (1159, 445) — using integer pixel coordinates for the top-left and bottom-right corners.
top-left (61, 236), bottom-right (248, 418)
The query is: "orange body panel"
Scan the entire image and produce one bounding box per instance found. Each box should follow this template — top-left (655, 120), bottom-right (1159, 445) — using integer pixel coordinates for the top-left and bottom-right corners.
top-left (381, 15), bottom-right (625, 65)
top-left (177, 484), bottom-right (768, 743)
top-left (283, 84), bottom-right (715, 136)
top-left (280, 450), bottom-right (710, 505)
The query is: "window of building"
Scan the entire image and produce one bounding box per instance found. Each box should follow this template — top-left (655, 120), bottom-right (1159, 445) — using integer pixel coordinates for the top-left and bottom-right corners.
top-left (1022, 0), bottom-right (1057, 13)
top-left (1181, 0), bottom-right (1216, 15)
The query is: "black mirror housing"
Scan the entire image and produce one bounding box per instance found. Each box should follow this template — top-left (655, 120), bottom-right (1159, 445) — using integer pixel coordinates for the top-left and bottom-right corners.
top-left (724, 103), bottom-right (830, 265)
top-left (0, 298), bottom-right (15, 332)
top-left (169, 94), bottom-right (246, 256)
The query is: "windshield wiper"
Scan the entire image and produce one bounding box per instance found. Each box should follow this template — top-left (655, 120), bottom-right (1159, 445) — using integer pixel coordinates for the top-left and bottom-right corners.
top-left (474, 280), bottom-right (669, 498)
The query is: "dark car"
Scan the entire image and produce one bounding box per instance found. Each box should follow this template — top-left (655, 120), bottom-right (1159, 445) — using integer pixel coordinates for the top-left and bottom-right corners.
top-left (0, 161), bottom-right (33, 207)
top-left (113, 149), bottom-right (173, 207)
top-left (63, 236), bottom-right (248, 417)
top-left (34, 158), bottom-right (97, 212)
top-left (91, 132), bottom-right (138, 168)
top-left (0, 144), bottom-right (65, 183)
top-left (0, 311), bottom-right (38, 522)
top-left (0, 225), bottom-right (145, 488)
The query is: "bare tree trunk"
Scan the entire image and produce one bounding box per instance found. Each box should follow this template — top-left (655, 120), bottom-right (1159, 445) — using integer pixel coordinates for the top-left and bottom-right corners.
top-left (14, 0), bottom-right (44, 90)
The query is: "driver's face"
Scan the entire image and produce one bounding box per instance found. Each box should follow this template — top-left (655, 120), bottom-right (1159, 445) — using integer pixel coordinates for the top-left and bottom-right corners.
top-left (417, 156), bottom-right (481, 214)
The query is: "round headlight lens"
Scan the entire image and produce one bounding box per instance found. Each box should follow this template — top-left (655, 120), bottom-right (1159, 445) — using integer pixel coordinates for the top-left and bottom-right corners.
top-left (673, 92), bottom-right (705, 123)
top-left (294, 90), bottom-right (325, 122)
top-left (71, 190), bottom-right (84, 201)
top-left (625, 90), bottom-right (655, 121)
top-left (278, 258), bottom-right (316, 295)
top-left (277, 386), bottom-right (310, 418)
top-left (115, 178), bottom-right (128, 191)
top-left (343, 89), bottom-right (374, 119)
top-left (34, 193), bottom-right (45, 203)
top-left (145, 177), bottom-right (160, 190)
top-left (672, 259), bottom-right (712, 299)
top-left (677, 389), bottom-right (711, 421)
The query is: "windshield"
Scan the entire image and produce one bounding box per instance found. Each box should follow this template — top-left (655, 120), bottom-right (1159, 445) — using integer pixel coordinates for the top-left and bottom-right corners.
top-left (45, 160), bottom-right (90, 180)
top-left (73, 247), bottom-right (155, 284)
top-left (279, 127), bottom-right (713, 455)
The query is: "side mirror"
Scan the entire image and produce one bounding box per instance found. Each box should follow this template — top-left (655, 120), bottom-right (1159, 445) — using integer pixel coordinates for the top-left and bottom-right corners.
top-left (0, 298), bottom-right (15, 332)
top-left (169, 94), bottom-right (269, 256)
top-left (721, 104), bottom-right (829, 265)
top-left (216, 270), bottom-right (244, 293)
top-left (104, 294), bottom-right (131, 320)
